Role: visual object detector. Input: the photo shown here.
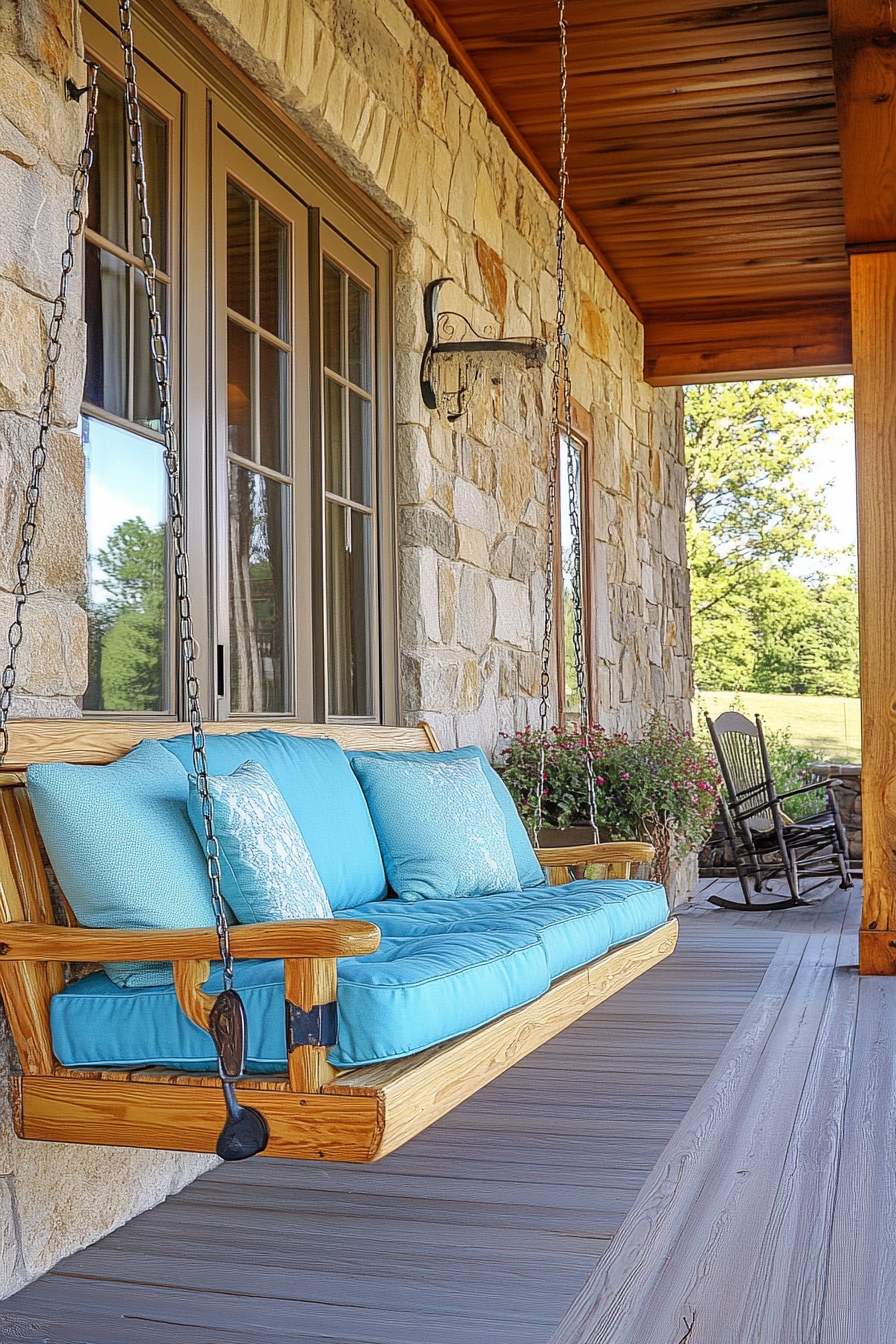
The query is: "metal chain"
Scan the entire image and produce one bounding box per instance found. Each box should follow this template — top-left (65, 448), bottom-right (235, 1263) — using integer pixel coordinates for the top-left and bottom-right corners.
top-left (535, 0), bottom-right (598, 843)
top-left (0, 66), bottom-right (100, 766)
top-left (117, 0), bottom-right (233, 988)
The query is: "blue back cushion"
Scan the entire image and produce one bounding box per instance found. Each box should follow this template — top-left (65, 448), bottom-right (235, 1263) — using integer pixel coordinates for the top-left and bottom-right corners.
top-left (347, 746), bottom-right (545, 889)
top-left (348, 754), bottom-right (521, 900)
top-left (28, 740), bottom-right (217, 988)
top-left (160, 731), bottom-right (387, 909)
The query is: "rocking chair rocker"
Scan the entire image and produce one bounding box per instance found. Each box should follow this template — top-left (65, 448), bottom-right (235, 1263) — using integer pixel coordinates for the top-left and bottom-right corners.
top-left (705, 711), bottom-right (853, 911)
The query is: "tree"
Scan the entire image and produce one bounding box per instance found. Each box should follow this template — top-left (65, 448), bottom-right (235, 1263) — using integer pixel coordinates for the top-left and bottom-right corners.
top-left (87, 518), bottom-right (166, 712)
top-left (685, 379), bottom-right (855, 692)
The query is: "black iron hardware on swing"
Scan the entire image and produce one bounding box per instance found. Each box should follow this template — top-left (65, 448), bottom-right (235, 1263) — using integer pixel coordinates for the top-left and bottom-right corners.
top-left (420, 277), bottom-right (547, 421)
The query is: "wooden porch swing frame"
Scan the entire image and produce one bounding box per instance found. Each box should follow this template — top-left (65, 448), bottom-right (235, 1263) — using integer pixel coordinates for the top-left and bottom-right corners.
top-left (0, 718), bottom-right (677, 1163)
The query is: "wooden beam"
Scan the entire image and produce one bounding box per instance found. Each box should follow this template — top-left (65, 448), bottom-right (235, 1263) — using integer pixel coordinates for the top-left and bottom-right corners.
top-left (643, 299), bottom-right (852, 385)
top-left (829, 0), bottom-right (896, 969)
top-left (851, 252), bottom-right (896, 972)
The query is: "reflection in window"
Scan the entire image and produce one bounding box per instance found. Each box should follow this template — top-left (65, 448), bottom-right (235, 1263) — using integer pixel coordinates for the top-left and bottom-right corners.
top-left (322, 257), bottom-right (376, 716)
top-left (82, 417), bottom-right (168, 711)
top-left (559, 435), bottom-right (585, 723)
top-left (226, 178), bottom-right (292, 712)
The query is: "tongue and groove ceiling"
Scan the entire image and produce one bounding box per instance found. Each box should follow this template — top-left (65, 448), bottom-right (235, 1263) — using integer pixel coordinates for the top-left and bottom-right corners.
top-left (407, 0), bottom-right (853, 384)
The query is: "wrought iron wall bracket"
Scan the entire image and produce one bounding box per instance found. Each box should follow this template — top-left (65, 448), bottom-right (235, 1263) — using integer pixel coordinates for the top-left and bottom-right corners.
top-left (420, 277), bottom-right (548, 421)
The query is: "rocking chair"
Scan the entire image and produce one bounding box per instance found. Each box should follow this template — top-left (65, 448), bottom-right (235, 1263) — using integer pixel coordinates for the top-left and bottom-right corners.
top-left (705, 712), bottom-right (853, 911)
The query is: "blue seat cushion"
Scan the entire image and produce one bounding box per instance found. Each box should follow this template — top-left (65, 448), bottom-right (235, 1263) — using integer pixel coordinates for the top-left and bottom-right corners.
top-left (347, 746), bottom-right (546, 889)
top-left (160, 731), bottom-right (387, 910)
top-left (337, 879), bottom-right (668, 980)
top-left (50, 931), bottom-right (549, 1072)
top-left (348, 753), bottom-right (520, 900)
top-left (28, 740), bottom-right (222, 989)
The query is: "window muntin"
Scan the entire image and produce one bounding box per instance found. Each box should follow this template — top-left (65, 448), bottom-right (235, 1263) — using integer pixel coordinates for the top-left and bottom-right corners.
top-left (225, 178), bottom-right (293, 714)
top-left (322, 255), bottom-right (377, 717)
top-left (82, 66), bottom-right (173, 713)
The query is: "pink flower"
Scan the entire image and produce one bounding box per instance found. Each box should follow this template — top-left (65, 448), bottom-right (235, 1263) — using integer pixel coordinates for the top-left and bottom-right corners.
top-left (597, 776), bottom-right (605, 785)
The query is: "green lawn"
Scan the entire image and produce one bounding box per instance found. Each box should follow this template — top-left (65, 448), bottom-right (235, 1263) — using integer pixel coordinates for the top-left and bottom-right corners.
top-left (697, 690), bottom-right (861, 763)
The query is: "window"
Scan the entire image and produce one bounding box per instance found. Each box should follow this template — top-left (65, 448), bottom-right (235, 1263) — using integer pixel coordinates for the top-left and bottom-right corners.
top-left (81, 1), bottom-right (396, 723)
top-left (555, 421), bottom-right (593, 726)
top-left (82, 65), bottom-right (175, 713)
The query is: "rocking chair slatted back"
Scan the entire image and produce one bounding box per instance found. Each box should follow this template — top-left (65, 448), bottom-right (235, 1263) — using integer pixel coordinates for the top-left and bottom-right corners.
top-left (707, 712), bottom-right (772, 826)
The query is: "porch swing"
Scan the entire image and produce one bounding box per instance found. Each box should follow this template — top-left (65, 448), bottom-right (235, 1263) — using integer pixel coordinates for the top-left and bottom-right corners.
top-left (0, 0), bottom-right (676, 1163)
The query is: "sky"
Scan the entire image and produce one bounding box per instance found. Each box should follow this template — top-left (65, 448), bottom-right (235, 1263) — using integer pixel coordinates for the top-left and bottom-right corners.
top-left (83, 415), bottom-right (166, 603)
top-left (792, 378), bottom-right (857, 579)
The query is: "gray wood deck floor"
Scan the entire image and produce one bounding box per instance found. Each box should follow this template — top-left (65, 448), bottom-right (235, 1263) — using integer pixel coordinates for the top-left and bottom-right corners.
top-left (0, 877), bottom-right (865, 1343)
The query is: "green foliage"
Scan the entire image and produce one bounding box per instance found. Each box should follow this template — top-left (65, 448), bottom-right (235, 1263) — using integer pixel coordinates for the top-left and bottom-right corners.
top-left (685, 379), bottom-right (857, 695)
top-left (762, 725), bottom-right (828, 822)
top-left (499, 718), bottom-right (722, 880)
top-left (87, 517), bottom-right (166, 712)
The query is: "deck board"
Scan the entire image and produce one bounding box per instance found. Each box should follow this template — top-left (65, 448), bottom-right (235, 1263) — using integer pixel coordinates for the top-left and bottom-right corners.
top-left (0, 892), bottom-right (781, 1342)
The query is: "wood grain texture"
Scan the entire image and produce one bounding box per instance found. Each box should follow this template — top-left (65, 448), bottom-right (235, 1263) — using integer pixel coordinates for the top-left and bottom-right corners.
top-left (0, 719), bottom-right (436, 769)
top-left (172, 960), bottom-right (213, 1032)
top-left (0, 918), bottom-right (381, 962)
top-left (533, 842), bottom-right (655, 868)
top-left (18, 1078), bottom-right (384, 1162)
top-left (829, 0), bottom-right (896, 246)
top-left (285, 957), bottom-right (338, 1093)
top-left (331, 921), bottom-right (679, 1159)
top-left (850, 251), bottom-right (896, 952)
top-left (0, 896), bottom-right (782, 1344)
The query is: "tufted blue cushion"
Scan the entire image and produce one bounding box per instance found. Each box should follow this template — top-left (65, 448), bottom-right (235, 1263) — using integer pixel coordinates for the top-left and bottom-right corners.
top-left (28, 740), bottom-right (218, 989)
top-left (49, 929), bottom-right (549, 1071)
top-left (349, 754), bottom-right (520, 901)
top-left (160, 731), bottom-right (387, 910)
top-left (347, 745), bottom-right (546, 889)
top-left (187, 761), bottom-right (332, 926)
top-left (338, 879), bottom-right (668, 979)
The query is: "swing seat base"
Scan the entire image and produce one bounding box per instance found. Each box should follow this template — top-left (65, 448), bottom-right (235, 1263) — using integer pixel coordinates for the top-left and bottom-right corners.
top-left (14, 920), bottom-right (677, 1162)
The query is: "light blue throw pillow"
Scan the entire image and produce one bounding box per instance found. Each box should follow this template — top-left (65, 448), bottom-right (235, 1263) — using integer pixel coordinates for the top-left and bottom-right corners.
top-left (187, 760), bottom-right (332, 926)
top-left (349, 754), bottom-right (521, 901)
top-left (348, 745), bottom-right (546, 889)
top-left (28, 740), bottom-right (219, 989)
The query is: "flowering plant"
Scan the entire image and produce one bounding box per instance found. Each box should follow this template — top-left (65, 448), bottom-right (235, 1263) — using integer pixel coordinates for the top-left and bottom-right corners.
top-left (499, 716), bottom-right (722, 885)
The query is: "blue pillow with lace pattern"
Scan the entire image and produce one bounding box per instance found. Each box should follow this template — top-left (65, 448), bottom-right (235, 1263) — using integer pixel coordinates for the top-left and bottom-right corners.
top-left (349, 755), bottom-right (520, 901)
top-left (187, 760), bottom-right (332, 925)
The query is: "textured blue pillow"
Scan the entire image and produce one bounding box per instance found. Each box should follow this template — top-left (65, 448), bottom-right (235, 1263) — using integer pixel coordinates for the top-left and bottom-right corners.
top-left (28, 740), bottom-right (218, 988)
top-left (349, 754), bottom-right (521, 901)
top-left (160, 731), bottom-right (387, 909)
top-left (348, 745), bottom-right (546, 888)
top-left (187, 760), bottom-right (332, 926)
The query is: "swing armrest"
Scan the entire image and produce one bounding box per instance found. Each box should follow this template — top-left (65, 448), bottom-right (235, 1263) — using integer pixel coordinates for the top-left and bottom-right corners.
top-left (0, 919), bottom-right (381, 963)
top-left (534, 842), bottom-right (655, 883)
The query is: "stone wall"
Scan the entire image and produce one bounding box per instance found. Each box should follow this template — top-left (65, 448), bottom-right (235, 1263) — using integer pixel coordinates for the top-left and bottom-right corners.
top-left (0, 0), bottom-right (694, 1295)
top-left (177, 0), bottom-right (694, 747)
top-left (0, 0), bottom-right (214, 1299)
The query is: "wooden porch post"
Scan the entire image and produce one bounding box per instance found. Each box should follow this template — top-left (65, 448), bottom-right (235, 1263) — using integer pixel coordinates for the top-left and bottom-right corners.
top-left (829, 0), bottom-right (896, 971)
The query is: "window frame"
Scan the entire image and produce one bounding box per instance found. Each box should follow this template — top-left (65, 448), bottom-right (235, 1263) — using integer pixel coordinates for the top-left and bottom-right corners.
top-left (81, 0), bottom-right (400, 726)
top-left (553, 401), bottom-right (595, 728)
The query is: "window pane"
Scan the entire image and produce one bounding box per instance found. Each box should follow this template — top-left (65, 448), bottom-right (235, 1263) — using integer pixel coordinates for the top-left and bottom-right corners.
top-left (140, 103), bottom-right (169, 271)
top-left (560, 436), bottom-right (583, 721)
top-left (322, 258), bottom-right (342, 375)
top-left (90, 71), bottom-right (127, 251)
top-left (227, 181), bottom-right (254, 320)
top-left (229, 464), bottom-right (289, 713)
top-left (133, 275), bottom-right (167, 433)
top-left (82, 416), bottom-right (168, 712)
top-left (347, 277), bottom-right (370, 391)
top-left (227, 320), bottom-right (253, 460)
top-left (258, 205), bottom-right (287, 339)
top-left (326, 502), bottom-right (372, 717)
top-left (324, 376), bottom-right (344, 496)
top-left (84, 242), bottom-right (128, 419)
top-left (348, 390), bottom-right (372, 506)
top-left (259, 340), bottom-right (287, 474)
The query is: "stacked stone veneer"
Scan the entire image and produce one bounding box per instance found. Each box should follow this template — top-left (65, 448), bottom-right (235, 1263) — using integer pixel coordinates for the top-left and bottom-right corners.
top-left (179, 0), bottom-right (694, 747)
top-left (0, 0), bottom-right (695, 1293)
top-left (0, 0), bottom-right (214, 1299)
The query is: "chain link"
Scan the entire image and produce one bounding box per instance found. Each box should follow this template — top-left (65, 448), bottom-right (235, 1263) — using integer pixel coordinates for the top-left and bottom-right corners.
top-left (0, 66), bottom-right (99, 767)
top-left (535, 0), bottom-right (598, 844)
top-left (117, 0), bottom-right (234, 987)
